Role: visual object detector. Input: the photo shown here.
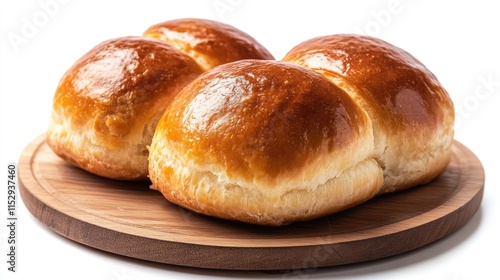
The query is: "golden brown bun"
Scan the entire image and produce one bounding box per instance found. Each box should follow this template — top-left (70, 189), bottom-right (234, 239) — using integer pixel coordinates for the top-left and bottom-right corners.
top-left (282, 34), bottom-right (455, 193)
top-left (143, 18), bottom-right (274, 71)
top-left (47, 36), bottom-right (203, 180)
top-left (148, 60), bottom-right (384, 226)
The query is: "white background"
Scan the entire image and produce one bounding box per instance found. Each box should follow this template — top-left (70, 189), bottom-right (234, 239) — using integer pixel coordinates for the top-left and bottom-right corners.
top-left (1, 0), bottom-right (499, 279)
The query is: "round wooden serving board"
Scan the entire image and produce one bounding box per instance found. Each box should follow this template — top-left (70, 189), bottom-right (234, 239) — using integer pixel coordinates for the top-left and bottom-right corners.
top-left (19, 134), bottom-right (484, 271)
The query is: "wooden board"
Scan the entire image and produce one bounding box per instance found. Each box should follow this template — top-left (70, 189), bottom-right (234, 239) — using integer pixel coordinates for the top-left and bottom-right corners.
top-left (18, 134), bottom-right (484, 271)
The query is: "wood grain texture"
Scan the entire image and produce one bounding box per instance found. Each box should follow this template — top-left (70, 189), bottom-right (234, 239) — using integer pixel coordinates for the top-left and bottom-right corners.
top-left (18, 134), bottom-right (484, 270)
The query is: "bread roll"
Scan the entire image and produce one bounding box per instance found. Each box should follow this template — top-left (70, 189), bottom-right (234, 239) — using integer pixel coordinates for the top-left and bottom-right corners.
top-left (143, 18), bottom-right (274, 71)
top-left (47, 37), bottom-right (204, 180)
top-left (148, 60), bottom-right (384, 226)
top-left (283, 35), bottom-right (455, 193)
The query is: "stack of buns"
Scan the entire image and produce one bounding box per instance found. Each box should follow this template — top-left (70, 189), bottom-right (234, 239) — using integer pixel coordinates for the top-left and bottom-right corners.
top-left (47, 18), bottom-right (273, 180)
top-left (47, 18), bottom-right (454, 226)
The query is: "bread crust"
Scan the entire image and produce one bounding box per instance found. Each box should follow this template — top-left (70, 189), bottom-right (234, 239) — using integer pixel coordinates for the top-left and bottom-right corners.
top-left (143, 18), bottom-right (274, 71)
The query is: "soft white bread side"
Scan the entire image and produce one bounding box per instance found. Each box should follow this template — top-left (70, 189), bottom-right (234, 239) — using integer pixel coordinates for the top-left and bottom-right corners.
top-left (148, 60), bottom-right (384, 226)
top-left (283, 35), bottom-right (455, 193)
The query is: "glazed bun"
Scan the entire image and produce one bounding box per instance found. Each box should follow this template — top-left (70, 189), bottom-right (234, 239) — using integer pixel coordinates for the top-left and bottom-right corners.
top-left (143, 18), bottom-right (274, 71)
top-left (47, 37), bottom-right (204, 180)
top-left (148, 60), bottom-right (384, 226)
top-left (283, 35), bottom-right (455, 193)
